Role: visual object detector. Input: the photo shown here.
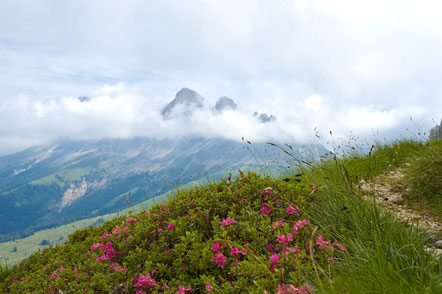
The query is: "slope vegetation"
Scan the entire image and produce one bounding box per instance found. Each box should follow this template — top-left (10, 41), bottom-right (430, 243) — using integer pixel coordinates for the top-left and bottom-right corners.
top-left (1, 139), bottom-right (441, 293)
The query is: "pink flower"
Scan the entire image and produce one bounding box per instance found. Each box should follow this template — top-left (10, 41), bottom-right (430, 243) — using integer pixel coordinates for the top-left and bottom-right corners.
top-left (112, 225), bottom-right (120, 235)
top-left (60, 266), bottom-right (65, 271)
top-left (50, 272), bottom-right (57, 281)
top-left (90, 243), bottom-right (104, 250)
top-left (270, 253), bottom-right (281, 264)
top-left (296, 219), bottom-right (310, 228)
top-left (221, 217), bottom-right (236, 227)
top-left (230, 247), bottom-right (247, 256)
top-left (182, 264), bottom-right (188, 270)
top-left (261, 203), bottom-right (271, 215)
top-left (176, 285), bottom-right (193, 294)
top-left (211, 241), bottom-right (223, 253)
top-left (162, 284), bottom-right (170, 289)
top-left (134, 273), bottom-right (158, 290)
top-left (128, 217), bottom-right (134, 224)
top-left (272, 220), bottom-right (284, 230)
top-left (286, 204), bottom-right (300, 215)
top-left (168, 223), bottom-right (175, 230)
top-left (206, 282), bottom-right (213, 291)
top-left (123, 226), bottom-right (128, 233)
top-left (213, 252), bottom-right (227, 268)
top-left (277, 283), bottom-right (299, 294)
top-left (316, 235), bottom-right (330, 250)
top-left (286, 205), bottom-right (295, 214)
top-left (277, 235), bottom-right (286, 244)
top-left (158, 228), bottom-right (162, 233)
top-left (291, 219), bottom-right (310, 234)
top-left (277, 234), bottom-right (292, 245)
top-left (136, 291), bottom-right (147, 294)
top-left (145, 211), bottom-right (150, 215)
top-left (312, 184), bottom-right (317, 190)
top-left (333, 241), bottom-right (346, 252)
top-left (277, 284), bottom-right (287, 294)
top-left (299, 283), bottom-right (317, 294)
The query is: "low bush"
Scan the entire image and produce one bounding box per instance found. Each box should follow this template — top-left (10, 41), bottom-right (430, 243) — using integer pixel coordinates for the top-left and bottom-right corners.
top-left (0, 172), bottom-right (343, 293)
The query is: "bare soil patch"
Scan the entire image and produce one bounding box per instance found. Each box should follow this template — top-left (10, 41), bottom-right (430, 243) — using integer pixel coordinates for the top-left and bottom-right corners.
top-left (360, 169), bottom-right (442, 256)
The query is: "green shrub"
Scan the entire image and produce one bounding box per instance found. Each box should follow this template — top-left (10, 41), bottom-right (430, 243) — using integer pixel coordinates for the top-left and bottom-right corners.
top-left (0, 172), bottom-right (342, 293)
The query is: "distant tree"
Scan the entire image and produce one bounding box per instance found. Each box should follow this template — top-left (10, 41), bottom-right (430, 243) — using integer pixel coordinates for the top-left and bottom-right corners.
top-left (39, 239), bottom-right (50, 246)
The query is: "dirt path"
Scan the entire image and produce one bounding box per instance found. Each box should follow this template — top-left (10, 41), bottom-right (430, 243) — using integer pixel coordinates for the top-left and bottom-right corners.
top-left (359, 169), bottom-right (442, 256)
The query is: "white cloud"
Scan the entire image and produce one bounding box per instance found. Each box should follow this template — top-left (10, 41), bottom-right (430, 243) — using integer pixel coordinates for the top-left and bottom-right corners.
top-left (0, 0), bottom-right (441, 154)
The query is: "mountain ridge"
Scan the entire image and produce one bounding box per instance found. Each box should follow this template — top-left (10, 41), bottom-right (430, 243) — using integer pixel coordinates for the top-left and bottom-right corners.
top-left (0, 136), bottom-right (326, 242)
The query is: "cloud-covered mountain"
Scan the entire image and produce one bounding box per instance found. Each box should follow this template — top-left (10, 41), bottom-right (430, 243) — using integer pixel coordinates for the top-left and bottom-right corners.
top-left (254, 112), bottom-right (277, 123)
top-left (160, 87), bottom-right (276, 124)
top-left (0, 82), bottom-right (431, 156)
top-left (214, 96), bottom-right (238, 113)
top-left (161, 88), bottom-right (205, 118)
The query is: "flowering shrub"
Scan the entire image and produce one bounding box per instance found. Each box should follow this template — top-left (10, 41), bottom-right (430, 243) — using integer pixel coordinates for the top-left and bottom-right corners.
top-left (0, 172), bottom-right (345, 293)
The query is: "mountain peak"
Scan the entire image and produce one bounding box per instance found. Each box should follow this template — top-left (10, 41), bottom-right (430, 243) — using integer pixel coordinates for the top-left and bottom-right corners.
top-left (78, 96), bottom-right (91, 103)
top-left (161, 88), bottom-right (204, 118)
top-left (214, 96), bottom-right (237, 113)
top-left (253, 112), bottom-right (276, 123)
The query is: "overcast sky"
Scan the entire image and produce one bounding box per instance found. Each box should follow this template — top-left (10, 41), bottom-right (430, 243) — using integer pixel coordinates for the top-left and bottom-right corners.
top-left (0, 0), bottom-right (441, 155)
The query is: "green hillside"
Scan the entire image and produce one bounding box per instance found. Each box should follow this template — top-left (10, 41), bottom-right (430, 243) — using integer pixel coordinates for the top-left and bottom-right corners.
top-left (1, 140), bottom-right (441, 293)
top-left (0, 192), bottom-right (169, 265)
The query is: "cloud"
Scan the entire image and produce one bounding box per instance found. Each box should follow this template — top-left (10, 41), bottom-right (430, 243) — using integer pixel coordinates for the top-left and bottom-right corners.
top-left (0, 82), bottom-right (432, 155)
top-left (0, 0), bottom-right (441, 154)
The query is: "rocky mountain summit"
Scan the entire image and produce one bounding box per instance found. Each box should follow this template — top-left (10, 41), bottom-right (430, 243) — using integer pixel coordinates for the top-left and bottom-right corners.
top-left (78, 96), bottom-right (91, 103)
top-left (214, 96), bottom-right (237, 113)
top-left (429, 119), bottom-right (442, 140)
top-left (161, 88), bottom-right (277, 123)
top-left (254, 112), bottom-right (276, 123)
top-left (161, 88), bottom-right (204, 118)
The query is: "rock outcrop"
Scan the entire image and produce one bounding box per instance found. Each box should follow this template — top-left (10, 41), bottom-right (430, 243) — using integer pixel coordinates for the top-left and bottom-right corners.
top-left (214, 97), bottom-right (237, 113)
top-left (78, 96), bottom-right (91, 103)
top-left (429, 119), bottom-right (442, 140)
top-left (253, 112), bottom-right (276, 123)
top-left (161, 88), bottom-right (204, 119)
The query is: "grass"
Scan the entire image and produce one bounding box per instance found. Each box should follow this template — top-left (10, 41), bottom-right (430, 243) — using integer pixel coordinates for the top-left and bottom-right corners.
top-left (30, 167), bottom-right (95, 186)
top-left (281, 139), bottom-right (442, 293)
top-left (0, 264), bottom-right (10, 285)
top-left (403, 140), bottom-right (442, 222)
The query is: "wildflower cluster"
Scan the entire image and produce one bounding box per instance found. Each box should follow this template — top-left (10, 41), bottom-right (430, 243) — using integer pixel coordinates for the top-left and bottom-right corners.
top-left (1, 172), bottom-right (345, 293)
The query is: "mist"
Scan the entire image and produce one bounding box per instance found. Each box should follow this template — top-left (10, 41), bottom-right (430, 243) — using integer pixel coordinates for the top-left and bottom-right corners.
top-left (1, 0), bottom-right (441, 154)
